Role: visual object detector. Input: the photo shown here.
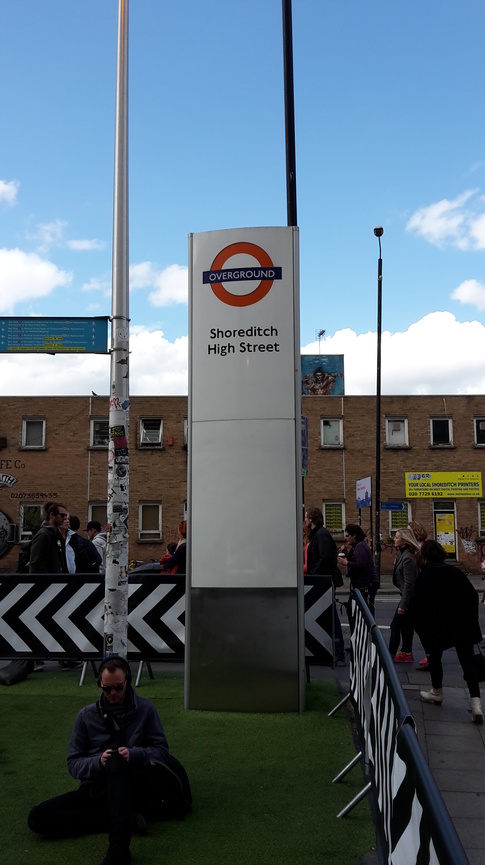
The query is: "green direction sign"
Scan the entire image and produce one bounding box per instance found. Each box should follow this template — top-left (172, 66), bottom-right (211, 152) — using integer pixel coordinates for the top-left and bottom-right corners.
top-left (0, 317), bottom-right (109, 354)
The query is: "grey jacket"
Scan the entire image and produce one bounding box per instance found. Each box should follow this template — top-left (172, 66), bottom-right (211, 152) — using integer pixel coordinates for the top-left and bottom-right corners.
top-left (392, 546), bottom-right (418, 611)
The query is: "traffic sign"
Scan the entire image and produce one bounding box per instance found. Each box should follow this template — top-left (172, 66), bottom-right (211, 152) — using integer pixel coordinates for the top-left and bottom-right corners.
top-left (380, 502), bottom-right (405, 511)
top-left (0, 317), bottom-right (109, 354)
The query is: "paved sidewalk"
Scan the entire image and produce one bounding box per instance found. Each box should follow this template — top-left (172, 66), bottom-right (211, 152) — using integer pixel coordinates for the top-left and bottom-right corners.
top-left (314, 614), bottom-right (485, 865)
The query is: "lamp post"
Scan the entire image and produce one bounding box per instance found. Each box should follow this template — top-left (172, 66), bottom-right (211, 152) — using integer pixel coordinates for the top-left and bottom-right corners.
top-left (374, 227), bottom-right (383, 581)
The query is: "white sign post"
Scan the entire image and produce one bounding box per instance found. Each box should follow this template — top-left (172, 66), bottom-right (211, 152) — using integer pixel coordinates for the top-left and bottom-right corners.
top-left (186, 226), bottom-right (304, 711)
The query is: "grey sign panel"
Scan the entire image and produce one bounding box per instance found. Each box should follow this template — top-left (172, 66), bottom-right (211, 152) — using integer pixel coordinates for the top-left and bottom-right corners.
top-left (0, 317), bottom-right (109, 353)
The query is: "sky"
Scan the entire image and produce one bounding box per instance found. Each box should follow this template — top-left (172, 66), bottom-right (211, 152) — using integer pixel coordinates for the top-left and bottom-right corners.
top-left (2, 0), bottom-right (485, 396)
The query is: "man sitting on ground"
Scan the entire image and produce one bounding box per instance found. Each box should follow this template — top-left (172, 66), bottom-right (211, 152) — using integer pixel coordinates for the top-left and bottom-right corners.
top-left (28, 656), bottom-right (191, 865)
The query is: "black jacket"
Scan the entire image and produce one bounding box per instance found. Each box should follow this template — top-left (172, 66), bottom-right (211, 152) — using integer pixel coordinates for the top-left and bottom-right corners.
top-left (307, 524), bottom-right (343, 587)
top-left (29, 522), bottom-right (67, 574)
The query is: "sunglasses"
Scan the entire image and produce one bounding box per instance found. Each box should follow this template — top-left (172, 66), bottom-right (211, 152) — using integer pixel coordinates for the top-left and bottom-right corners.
top-left (99, 683), bottom-right (126, 693)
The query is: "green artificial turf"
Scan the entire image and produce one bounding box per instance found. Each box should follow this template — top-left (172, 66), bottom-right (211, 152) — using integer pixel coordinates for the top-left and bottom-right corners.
top-left (0, 669), bottom-right (375, 865)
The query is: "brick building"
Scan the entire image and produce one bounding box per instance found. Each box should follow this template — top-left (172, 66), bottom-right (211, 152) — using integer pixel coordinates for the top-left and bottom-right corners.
top-left (0, 393), bottom-right (484, 574)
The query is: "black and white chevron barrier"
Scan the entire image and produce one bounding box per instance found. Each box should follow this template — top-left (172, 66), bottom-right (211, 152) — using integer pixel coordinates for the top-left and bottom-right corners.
top-left (331, 590), bottom-right (468, 865)
top-left (0, 574), bottom-right (185, 662)
top-left (0, 574), bottom-right (333, 669)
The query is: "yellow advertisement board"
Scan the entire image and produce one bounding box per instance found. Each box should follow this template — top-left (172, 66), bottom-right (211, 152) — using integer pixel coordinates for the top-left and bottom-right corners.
top-left (405, 471), bottom-right (482, 498)
top-left (435, 512), bottom-right (456, 554)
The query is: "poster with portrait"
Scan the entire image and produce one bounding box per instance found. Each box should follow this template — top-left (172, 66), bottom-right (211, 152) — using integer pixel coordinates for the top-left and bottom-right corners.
top-left (301, 355), bottom-right (344, 396)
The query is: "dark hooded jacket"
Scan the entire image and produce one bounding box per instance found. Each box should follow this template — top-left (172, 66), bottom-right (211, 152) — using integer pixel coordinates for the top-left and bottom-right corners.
top-left (29, 521), bottom-right (67, 574)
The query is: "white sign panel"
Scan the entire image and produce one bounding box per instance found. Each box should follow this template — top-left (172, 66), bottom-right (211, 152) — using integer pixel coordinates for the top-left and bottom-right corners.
top-left (189, 227), bottom-right (300, 588)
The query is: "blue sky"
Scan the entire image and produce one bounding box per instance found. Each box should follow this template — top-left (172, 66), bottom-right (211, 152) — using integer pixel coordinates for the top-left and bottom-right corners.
top-left (2, 0), bottom-right (485, 395)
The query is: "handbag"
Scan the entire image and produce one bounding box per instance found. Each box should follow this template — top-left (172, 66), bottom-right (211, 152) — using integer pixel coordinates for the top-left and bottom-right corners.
top-left (473, 645), bottom-right (485, 682)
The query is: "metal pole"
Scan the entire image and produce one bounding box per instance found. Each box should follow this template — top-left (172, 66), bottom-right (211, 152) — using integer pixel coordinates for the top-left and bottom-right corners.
top-left (374, 228), bottom-right (383, 582)
top-left (282, 0), bottom-right (297, 227)
top-left (104, 0), bottom-right (130, 658)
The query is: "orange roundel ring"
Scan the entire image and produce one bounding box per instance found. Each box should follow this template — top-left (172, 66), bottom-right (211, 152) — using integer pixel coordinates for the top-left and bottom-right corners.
top-left (209, 242), bottom-right (275, 307)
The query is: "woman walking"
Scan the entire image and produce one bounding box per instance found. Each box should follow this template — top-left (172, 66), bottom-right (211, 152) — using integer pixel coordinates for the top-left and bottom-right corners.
top-left (414, 540), bottom-right (483, 723)
top-left (389, 527), bottom-right (420, 663)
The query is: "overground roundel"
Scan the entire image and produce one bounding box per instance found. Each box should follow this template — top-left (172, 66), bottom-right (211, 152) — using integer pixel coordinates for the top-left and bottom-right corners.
top-left (209, 242), bottom-right (275, 307)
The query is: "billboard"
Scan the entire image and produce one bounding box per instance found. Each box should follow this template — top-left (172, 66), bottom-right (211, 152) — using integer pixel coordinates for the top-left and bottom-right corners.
top-left (405, 472), bottom-right (482, 498)
top-left (301, 354), bottom-right (344, 395)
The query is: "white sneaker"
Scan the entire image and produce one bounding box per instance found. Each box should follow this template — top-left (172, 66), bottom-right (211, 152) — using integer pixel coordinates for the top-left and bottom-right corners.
top-left (420, 688), bottom-right (443, 705)
top-left (471, 697), bottom-right (483, 723)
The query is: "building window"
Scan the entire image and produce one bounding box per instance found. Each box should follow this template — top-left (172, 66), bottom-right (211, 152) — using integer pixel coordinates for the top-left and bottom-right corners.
top-left (140, 418), bottom-right (163, 447)
top-left (89, 503), bottom-right (107, 527)
top-left (388, 504), bottom-right (411, 536)
top-left (22, 418), bottom-right (45, 448)
top-left (138, 502), bottom-right (162, 541)
top-left (322, 502), bottom-right (345, 540)
top-left (386, 418), bottom-right (408, 447)
top-left (320, 418), bottom-right (343, 447)
top-left (20, 504), bottom-right (43, 540)
top-left (475, 418), bottom-right (485, 446)
top-left (430, 417), bottom-right (453, 447)
top-left (479, 502), bottom-right (485, 536)
top-left (90, 419), bottom-right (109, 448)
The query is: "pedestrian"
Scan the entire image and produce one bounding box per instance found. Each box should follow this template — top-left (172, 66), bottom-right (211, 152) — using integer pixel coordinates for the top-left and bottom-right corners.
top-left (160, 521), bottom-right (187, 575)
top-left (414, 540), bottom-right (483, 723)
top-left (85, 521), bottom-right (107, 573)
top-left (305, 508), bottom-right (346, 666)
top-left (69, 515), bottom-right (102, 573)
top-left (407, 521), bottom-right (431, 670)
top-left (29, 502), bottom-right (69, 574)
top-left (388, 527), bottom-right (420, 663)
top-left (338, 523), bottom-right (377, 610)
top-left (27, 656), bottom-right (192, 864)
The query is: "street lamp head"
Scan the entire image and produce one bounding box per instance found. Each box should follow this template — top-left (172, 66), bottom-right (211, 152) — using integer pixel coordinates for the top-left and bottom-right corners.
top-left (374, 226), bottom-right (384, 237)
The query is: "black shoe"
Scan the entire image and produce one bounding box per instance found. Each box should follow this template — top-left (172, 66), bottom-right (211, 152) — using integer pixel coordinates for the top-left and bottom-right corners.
top-left (100, 843), bottom-right (132, 865)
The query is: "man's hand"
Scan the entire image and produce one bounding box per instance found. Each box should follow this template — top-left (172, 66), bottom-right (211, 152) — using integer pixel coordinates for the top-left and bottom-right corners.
top-left (100, 746), bottom-right (130, 767)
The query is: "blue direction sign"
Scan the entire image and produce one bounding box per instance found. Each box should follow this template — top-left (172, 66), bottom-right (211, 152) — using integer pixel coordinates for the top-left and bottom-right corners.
top-left (301, 415), bottom-right (308, 477)
top-left (380, 502), bottom-right (405, 511)
top-left (0, 317), bottom-right (109, 354)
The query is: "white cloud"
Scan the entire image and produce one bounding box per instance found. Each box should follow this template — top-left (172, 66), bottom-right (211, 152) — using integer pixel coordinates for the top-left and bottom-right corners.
top-left (406, 190), bottom-right (475, 249)
top-left (451, 279), bottom-right (485, 310)
top-left (0, 179), bottom-right (19, 205)
top-left (32, 219), bottom-right (67, 248)
top-left (129, 262), bottom-right (188, 306)
top-left (67, 239), bottom-right (105, 251)
top-left (301, 312), bottom-right (485, 395)
top-left (0, 328), bottom-right (188, 396)
top-left (1, 312), bottom-right (484, 397)
top-left (0, 248), bottom-right (72, 313)
top-left (81, 276), bottom-right (111, 296)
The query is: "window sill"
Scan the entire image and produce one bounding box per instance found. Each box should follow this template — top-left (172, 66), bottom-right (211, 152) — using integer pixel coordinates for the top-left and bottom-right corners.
top-left (20, 446), bottom-right (46, 451)
top-left (138, 445), bottom-right (164, 450)
top-left (319, 445), bottom-right (344, 450)
top-left (89, 445), bottom-right (109, 451)
top-left (385, 444), bottom-right (410, 449)
top-left (137, 537), bottom-right (163, 544)
top-left (429, 444), bottom-right (454, 449)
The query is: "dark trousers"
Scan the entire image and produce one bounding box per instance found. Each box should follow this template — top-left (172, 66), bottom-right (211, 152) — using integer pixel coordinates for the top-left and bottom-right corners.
top-left (28, 755), bottom-right (164, 840)
top-left (389, 605), bottom-right (414, 655)
top-left (428, 643), bottom-right (480, 698)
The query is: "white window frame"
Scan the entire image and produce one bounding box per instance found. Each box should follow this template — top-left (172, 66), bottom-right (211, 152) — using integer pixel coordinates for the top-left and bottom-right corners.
top-left (90, 418), bottom-right (109, 448)
top-left (20, 503), bottom-right (43, 541)
top-left (138, 502), bottom-right (162, 541)
top-left (139, 417), bottom-right (163, 448)
top-left (430, 417), bottom-right (453, 447)
top-left (474, 418), bottom-right (485, 447)
top-left (22, 418), bottom-right (45, 449)
top-left (88, 503), bottom-right (107, 527)
top-left (322, 501), bottom-right (345, 540)
top-left (388, 504), bottom-right (411, 536)
top-left (385, 417), bottom-right (409, 448)
top-left (479, 502), bottom-right (485, 536)
top-left (320, 418), bottom-right (343, 448)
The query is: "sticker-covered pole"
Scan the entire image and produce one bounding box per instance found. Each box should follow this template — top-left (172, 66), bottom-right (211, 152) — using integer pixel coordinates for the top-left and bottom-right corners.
top-left (104, 0), bottom-right (130, 658)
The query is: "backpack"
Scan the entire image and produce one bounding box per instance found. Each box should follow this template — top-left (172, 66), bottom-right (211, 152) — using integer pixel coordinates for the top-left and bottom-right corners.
top-left (146, 754), bottom-right (192, 819)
